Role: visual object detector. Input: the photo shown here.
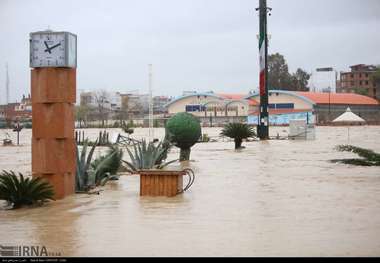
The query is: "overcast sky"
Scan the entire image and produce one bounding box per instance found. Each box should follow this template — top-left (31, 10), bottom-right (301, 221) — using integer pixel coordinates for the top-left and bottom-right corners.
top-left (0, 0), bottom-right (379, 103)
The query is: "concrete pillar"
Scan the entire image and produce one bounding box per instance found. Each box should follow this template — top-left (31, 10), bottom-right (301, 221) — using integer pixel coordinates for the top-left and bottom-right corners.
top-left (31, 68), bottom-right (76, 199)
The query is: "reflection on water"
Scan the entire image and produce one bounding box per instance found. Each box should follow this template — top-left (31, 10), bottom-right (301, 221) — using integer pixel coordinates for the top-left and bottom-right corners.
top-left (1, 127), bottom-right (380, 256)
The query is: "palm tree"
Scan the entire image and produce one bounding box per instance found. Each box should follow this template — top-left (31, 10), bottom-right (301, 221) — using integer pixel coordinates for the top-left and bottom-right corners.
top-left (221, 123), bottom-right (256, 149)
top-left (0, 171), bottom-right (55, 209)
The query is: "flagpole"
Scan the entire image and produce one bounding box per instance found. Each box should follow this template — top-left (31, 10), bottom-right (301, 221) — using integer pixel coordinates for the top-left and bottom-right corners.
top-left (256, 0), bottom-right (271, 140)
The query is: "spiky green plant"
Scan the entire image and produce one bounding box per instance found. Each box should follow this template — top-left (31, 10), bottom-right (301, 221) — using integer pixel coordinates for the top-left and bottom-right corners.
top-left (165, 112), bottom-right (202, 161)
top-left (332, 145), bottom-right (380, 166)
top-left (154, 138), bottom-right (172, 165)
top-left (221, 123), bottom-right (256, 149)
top-left (91, 145), bottom-right (123, 185)
top-left (121, 121), bottom-right (134, 135)
top-left (76, 139), bottom-right (97, 192)
top-left (0, 171), bottom-right (55, 209)
top-left (123, 139), bottom-right (178, 173)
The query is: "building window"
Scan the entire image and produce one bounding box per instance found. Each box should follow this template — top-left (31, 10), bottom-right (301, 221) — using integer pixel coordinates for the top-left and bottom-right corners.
top-left (365, 73), bottom-right (369, 78)
top-left (269, 103), bottom-right (295, 109)
top-left (365, 81), bottom-right (369, 85)
top-left (351, 81), bottom-right (354, 86)
top-left (186, 105), bottom-right (206, 112)
top-left (359, 81), bottom-right (362, 85)
top-left (351, 74), bottom-right (354, 78)
top-left (276, 103), bottom-right (295, 109)
top-left (359, 73), bottom-right (362, 78)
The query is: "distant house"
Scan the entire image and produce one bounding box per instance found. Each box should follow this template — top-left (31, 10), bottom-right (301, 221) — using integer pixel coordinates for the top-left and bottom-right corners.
top-left (0, 94), bottom-right (32, 122)
top-left (338, 64), bottom-right (379, 100)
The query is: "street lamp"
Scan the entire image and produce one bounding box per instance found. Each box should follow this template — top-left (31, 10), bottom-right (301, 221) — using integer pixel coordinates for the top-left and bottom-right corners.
top-left (316, 67), bottom-right (339, 93)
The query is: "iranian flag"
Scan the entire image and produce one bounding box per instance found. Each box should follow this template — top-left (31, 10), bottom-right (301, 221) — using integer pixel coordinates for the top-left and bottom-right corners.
top-left (259, 29), bottom-right (266, 96)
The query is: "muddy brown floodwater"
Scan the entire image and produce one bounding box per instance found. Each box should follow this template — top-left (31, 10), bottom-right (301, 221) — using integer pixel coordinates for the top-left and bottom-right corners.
top-left (0, 126), bottom-right (380, 257)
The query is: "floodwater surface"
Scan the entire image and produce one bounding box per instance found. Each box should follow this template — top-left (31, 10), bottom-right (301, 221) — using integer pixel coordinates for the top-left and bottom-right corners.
top-left (0, 127), bottom-right (380, 257)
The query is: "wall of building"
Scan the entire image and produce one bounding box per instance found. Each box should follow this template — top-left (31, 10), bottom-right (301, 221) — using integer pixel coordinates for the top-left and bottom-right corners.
top-left (338, 64), bottom-right (379, 100)
top-left (167, 95), bottom-right (249, 117)
top-left (248, 92), bottom-right (313, 113)
top-left (168, 95), bottom-right (223, 116)
top-left (314, 104), bottom-right (380, 124)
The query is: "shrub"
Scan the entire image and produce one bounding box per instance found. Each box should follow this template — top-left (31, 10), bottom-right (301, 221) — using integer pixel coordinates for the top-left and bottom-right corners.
top-left (76, 141), bottom-right (123, 192)
top-left (332, 145), bottom-right (380, 166)
top-left (91, 145), bottom-right (123, 184)
top-left (165, 112), bottom-right (201, 161)
top-left (221, 123), bottom-right (256, 149)
top-left (0, 171), bottom-right (55, 209)
top-left (123, 139), bottom-right (177, 173)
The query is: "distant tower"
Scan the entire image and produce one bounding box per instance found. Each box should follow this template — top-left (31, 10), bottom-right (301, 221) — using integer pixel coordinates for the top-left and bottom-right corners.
top-left (148, 64), bottom-right (154, 140)
top-left (5, 63), bottom-right (10, 104)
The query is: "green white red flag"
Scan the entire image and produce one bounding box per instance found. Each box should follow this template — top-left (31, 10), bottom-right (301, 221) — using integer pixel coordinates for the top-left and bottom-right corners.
top-left (259, 26), bottom-right (266, 96)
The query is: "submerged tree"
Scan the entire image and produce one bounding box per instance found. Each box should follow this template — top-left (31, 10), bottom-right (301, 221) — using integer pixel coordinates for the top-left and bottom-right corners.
top-left (165, 112), bottom-right (201, 161)
top-left (332, 145), bottom-right (380, 166)
top-left (221, 123), bottom-right (256, 150)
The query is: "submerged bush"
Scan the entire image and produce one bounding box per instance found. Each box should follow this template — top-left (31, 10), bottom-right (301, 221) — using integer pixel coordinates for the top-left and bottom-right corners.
top-left (165, 112), bottom-right (201, 161)
top-left (0, 171), bottom-right (55, 209)
top-left (123, 139), bottom-right (177, 173)
top-left (221, 123), bottom-right (256, 149)
top-left (332, 145), bottom-right (380, 166)
top-left (76, 141), bottom-right (123, 192)
top-left (91, 145), bottom-right (123, 184)
top-left (76, 140), bottom-right (97, 192)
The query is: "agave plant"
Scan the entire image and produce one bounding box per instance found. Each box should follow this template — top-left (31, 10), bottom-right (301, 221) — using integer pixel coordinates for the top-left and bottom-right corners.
top-left (76, 139), bottom-right (97, 192)
top-left (91, 145), bottom-right (123, 185)
top-left (0, 171), bottom-right (55, 209)
top-left (221, 123), bottom-right (256, 149)
top-left (332, 145), bottom-right (380, 166)
top-left (121, 121), bottom-right (134, 135)
top-left (123, 139), bottom-right (178, 173)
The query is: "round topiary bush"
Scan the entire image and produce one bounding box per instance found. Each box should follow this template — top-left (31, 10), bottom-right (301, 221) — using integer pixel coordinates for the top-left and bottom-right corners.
top-left (165, 112), bottom-right (201, 161)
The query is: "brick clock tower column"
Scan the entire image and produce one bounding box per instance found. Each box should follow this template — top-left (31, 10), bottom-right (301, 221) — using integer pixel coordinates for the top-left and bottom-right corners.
top-left (29, 30), bottom-right (77, 199)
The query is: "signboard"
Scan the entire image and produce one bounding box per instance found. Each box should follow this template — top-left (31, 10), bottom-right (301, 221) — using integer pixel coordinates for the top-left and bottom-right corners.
top-left (316, 67), bottom-right (333, 72)
top-left (248, 111), bottom-right (315, 126)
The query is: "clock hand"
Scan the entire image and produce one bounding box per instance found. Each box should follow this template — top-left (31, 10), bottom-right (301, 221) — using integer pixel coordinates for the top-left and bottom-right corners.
top-left (48, 43), bottom-right (61, 51)
top-left (44, 41), bottom-right (52, 54)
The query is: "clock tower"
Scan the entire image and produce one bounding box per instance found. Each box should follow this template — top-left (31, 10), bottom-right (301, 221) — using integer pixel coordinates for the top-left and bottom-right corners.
top-left (29, 30), bottom-right (77, 199)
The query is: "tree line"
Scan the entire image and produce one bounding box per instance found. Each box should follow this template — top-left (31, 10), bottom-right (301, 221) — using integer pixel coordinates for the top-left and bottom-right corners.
top-left (267, 53), bottom-right (311, 91)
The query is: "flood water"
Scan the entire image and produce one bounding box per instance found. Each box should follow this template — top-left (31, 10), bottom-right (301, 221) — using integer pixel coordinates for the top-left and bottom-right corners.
top-left (0, 126), bottom-right (380, 257)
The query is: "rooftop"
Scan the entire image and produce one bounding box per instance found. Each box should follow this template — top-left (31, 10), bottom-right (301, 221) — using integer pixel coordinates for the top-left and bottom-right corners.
top-left (296, 91), bottom-right (379, 105)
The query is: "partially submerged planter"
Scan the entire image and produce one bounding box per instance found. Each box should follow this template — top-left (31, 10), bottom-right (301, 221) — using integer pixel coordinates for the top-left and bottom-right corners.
top-left (139, 169), bottom-right (194, 197)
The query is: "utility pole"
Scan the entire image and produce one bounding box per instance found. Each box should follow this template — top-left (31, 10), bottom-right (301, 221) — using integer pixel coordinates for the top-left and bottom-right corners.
top-left (256, 0), bottom-right (271, 140)
top-left (328, 86), bottom-right (331, 122)
top-left (148, 64), bottom-right (154, 140)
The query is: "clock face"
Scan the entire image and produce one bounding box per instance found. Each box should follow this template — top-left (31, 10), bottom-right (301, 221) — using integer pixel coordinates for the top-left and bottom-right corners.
top-left (30, 33), bottom-right (66, 67)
